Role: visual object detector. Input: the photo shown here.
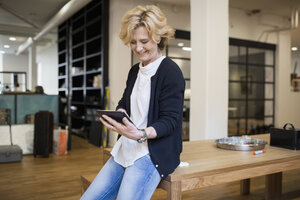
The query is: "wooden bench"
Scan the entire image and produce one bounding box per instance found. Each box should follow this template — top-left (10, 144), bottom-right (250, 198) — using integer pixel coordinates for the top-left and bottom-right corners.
top-left (81, 134), bottom-right (300, 200)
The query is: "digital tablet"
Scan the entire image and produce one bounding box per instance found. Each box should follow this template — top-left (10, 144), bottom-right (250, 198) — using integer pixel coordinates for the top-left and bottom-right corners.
top-left (96, 110), bottom-right (133, 124)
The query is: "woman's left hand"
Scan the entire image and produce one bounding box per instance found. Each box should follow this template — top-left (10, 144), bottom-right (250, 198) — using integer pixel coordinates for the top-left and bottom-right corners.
top-left (99, 115), bottom-right (142, 140)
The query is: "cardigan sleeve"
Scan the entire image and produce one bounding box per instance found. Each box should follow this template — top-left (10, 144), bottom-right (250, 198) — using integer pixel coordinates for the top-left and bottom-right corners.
top-left (151, 64), bottom-right (185, 139)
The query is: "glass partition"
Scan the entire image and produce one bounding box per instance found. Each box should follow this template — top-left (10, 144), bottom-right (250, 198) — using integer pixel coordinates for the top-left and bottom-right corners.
top-left (0, 94), bottom-right (58, 124)
top-left (228, 38), bottom-right (276, 136)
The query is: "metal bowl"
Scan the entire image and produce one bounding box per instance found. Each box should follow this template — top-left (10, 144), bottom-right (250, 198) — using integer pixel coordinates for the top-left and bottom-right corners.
top-left (216, 136), bottom-right (267, 151)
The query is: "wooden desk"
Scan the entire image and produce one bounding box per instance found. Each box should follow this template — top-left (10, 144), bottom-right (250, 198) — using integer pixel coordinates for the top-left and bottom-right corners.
top-left (81, 134), bottom-right (300, 200)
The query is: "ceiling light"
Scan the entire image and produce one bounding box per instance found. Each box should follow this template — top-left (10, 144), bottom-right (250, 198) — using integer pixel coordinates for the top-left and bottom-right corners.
top-left (177, 42), bottom-right (184, 47)
top-left (291, 46), bottom-right (298, 51)
top-left (9, 37), bottom-right (16, 41)
top-left (0, 50), bottom-right (5, 54)
top-left (182, 47), bottom-right (192, 51)
top-left (4, 45), bottom-right (10, 48)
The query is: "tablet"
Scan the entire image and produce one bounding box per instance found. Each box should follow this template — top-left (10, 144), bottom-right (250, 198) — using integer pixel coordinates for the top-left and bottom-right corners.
top-left (96, 110), bottom-right (133, 124)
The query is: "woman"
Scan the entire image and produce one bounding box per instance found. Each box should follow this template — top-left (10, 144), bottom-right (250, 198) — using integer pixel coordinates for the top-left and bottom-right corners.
top-left (81, 5), bottom-right (185, 200)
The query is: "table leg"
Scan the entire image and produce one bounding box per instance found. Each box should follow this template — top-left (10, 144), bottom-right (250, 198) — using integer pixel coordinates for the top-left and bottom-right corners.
top-left (240, 178), bottom-right (250, 195)
top-left (265, 172), bottom-right (282, 200)
top-left (167, 181), bottom-right (182, 200)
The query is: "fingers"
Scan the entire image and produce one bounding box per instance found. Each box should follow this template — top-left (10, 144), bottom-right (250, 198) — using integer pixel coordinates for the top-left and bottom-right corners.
top-left (117, 109), bottom-right (130, 118)
top-left (99, 117), bottom-right (115, 131)
top-left (102, 115), bottom-right (118, 126)
top-left (122, 117), bottom-right (134, 127)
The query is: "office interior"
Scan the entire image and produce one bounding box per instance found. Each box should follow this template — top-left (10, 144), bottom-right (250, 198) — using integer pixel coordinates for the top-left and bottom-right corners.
top-left (0, 0), bottom-right (300, 199)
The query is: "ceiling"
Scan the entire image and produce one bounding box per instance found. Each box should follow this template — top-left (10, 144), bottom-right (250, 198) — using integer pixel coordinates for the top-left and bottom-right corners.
top-left (0, 0), bottom-right (299, 55)
top-left (0, 0), bottom-right (69, 54)
top-left (230, 0), bottom-right (300, 49)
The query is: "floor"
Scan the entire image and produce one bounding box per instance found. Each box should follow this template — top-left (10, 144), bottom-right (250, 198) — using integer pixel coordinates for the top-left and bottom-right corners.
top-left (0, 135), bottom-right (300, 200)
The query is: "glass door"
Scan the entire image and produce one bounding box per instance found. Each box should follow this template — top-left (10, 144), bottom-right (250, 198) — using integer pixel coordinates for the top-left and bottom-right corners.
top-left (228, 38), bottom-right (276, 136)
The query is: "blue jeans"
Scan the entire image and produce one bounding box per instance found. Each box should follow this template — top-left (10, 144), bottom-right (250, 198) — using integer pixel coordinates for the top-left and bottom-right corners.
top-left (80, 154), bottom-right (161, 200)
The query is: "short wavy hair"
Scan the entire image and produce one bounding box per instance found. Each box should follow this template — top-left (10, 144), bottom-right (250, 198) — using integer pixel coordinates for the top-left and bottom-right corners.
top-left (119, 5), bottom-right (175, 50)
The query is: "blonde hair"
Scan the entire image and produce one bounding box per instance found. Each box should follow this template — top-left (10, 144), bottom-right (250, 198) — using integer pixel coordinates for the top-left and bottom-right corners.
top-left (119, 5), bottom-right (175, 50)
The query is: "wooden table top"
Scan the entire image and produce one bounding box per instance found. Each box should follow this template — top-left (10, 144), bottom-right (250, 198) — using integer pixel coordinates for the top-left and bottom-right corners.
top-left (170, 134), bottom-right (300, 182)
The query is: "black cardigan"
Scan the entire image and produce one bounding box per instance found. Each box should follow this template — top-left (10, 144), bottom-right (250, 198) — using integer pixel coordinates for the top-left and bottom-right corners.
top-left (116, 57), bottom-right (185, 177)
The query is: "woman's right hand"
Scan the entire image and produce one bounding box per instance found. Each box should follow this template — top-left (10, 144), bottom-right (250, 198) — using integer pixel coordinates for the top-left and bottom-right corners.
top-left (100, 114), bottom-right (143, 141)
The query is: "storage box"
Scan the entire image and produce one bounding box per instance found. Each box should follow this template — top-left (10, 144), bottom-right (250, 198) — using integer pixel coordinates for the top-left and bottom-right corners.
top-left (0, 145), bottom-right (23, 163)
top-left (53, 129), bottom-right (68, 155)
top-left (270, 123), bottom-right (300, 150)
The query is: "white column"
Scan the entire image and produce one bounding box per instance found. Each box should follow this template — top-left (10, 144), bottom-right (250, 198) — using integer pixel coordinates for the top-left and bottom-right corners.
top-left (275, 31), bottom-right (300, 128)
top-left (190, 0), bottom-right (229, 140)
top-left (28, 44), bottom-right (37, 91)
top-left (0, 54), bottom-right (3, 91)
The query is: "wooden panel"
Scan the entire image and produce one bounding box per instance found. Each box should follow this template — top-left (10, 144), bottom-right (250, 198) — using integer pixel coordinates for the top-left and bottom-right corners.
top-left (81, 174), bottom-right (94, 194)
top-left (167, 181), bottom-right (181, 200)
top-left (265, 172), bottom-right (282, 200)
top-left (179, 158), bottom-right (300, 191)
top-left (240, 179), bottom-right (250, 195)
top-left (103, 147), bottom-right (112, 163)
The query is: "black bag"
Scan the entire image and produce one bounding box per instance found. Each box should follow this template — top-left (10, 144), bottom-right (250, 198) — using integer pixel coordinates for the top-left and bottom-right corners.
top-left (270, 123), bottom-right (300, 150)
top-left (34, 111), bottom-right (54, 157)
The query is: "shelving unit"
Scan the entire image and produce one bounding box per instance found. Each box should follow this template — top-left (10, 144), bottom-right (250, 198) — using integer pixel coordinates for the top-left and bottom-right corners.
top-left (57, 0), bottom-right (108, 144)
top-left (58, 21), bottom-right (69, 127)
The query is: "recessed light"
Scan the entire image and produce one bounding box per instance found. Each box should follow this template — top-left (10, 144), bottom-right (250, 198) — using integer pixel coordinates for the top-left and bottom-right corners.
top-left (182, 47), bottom-right (192, 51)
top-left (9, 37), bottom-right (16, 41)
top-left (4, 45), bottom-right (10, 48)
top-left (291, 46), bottom-right (298, 51)
top-left (0, 50), bottom-right (5, 54)
top-left (177, 42), bottom-right (184, 47)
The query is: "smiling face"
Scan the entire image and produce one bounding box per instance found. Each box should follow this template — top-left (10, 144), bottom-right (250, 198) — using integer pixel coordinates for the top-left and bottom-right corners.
top-left (130, 26), bottom-right (161, 66)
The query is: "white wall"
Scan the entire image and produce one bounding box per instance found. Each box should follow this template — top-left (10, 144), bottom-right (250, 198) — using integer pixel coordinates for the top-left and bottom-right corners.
top-left (0, 54), bottom-right (3, 71)
top-left (229, 8), bottom-right (300, 128)
top-left (108, 0), bottom-right (190, 145)
top-left (1, 43), bottom-right (57, 95)
top-left (2, 53), bottom-right (28, 73)
top-left (36, 42), bottom-right (58, 95)
top-left (2, 54), bottom-right (29, 91)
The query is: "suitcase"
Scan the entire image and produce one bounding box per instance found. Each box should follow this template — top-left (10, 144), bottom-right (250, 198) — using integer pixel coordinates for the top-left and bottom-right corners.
top-left (34, 111), bottom-right (54, 157)
top-left (0, 145), bottom-right (22, 163)
top-left (0, 109), bottom-right (23, 163)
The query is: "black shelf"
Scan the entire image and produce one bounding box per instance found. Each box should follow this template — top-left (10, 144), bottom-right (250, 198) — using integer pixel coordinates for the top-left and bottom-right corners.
top-left (72, 57), bottom-right (84, 63)
top-left (86, 16), bottom-right (101, 27)
top-left (72, 72), bottom-right (85, 77)
top-left (57, 0), bottom-right (109, 147)
top-left (71, 101), bottom-right (85, 105)
top-left (59, 49), bottom-right (67, 55)
top-left (86, 34), bottom-right (102, 44)
top-left (86, 87), bottom-right (101, 90)
top-left (86, 52), bottom-right (101, 59)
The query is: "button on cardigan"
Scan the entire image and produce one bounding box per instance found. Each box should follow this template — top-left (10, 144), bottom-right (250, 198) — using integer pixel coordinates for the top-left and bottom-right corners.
top-left (116, 57), bottom-right (185, 177)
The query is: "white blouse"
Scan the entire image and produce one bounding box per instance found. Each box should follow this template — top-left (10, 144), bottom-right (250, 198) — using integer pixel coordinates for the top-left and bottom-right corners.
top-left (111, 56), bottom-right (165, 167)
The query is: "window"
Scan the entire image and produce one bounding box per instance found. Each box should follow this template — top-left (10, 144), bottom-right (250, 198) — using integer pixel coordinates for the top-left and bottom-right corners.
top-left (228, 38), bottom-right (276, 136)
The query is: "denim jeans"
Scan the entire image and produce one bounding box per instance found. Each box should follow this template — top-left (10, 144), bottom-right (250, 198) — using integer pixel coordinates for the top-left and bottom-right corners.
top-left (80, 154), bottom-right (161, 200)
